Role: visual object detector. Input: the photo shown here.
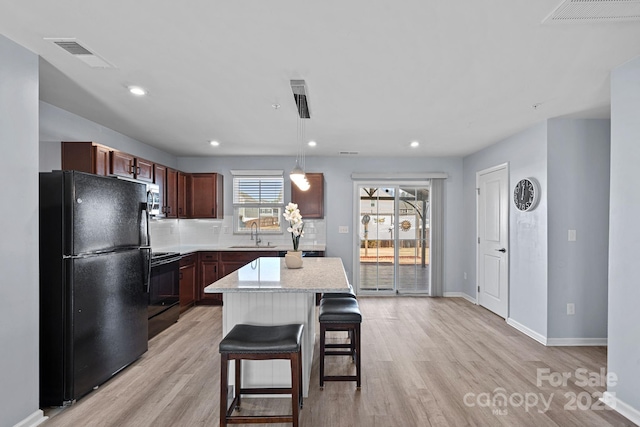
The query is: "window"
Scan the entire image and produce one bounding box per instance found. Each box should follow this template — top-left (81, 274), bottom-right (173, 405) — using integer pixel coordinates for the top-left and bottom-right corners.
top-left (232, 171), bottom-right (284, 234)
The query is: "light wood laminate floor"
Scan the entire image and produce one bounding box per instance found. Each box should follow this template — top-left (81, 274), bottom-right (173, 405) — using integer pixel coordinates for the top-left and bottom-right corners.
top-left (44, 298), bottom-right (636, 427)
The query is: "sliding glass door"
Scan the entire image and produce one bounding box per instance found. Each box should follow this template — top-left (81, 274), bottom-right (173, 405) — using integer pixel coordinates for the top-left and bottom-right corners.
top-left (356, 183), bottom-right (430, 294)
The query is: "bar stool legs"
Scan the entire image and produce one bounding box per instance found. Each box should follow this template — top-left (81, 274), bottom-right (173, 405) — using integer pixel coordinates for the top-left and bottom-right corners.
top-left (318, 298), bottom-right (362, 388)
top-left (319, 322), bottom-right (361, 388)
top-left (219, 324), bottom-right (304, 427)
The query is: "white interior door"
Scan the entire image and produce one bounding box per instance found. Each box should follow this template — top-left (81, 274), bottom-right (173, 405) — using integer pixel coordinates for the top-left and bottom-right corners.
top-left (477, 164), bottom-right (509, 318)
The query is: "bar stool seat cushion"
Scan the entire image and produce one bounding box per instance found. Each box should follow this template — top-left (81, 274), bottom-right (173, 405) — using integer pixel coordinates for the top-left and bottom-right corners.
top-left (319, 298), bottom-right (362, 323)
top-left (219, 324), bottom-right (304, 354)
top-left (322, 284), bottom-right (356, 299)
top-left (322, 291), bottom-right (356, 299)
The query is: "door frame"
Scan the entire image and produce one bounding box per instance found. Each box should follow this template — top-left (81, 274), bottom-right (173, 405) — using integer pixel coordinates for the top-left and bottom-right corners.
top-left (475, 163), bottom-right (509, 317)
top-left (352, 181), bottom-right (431, 295)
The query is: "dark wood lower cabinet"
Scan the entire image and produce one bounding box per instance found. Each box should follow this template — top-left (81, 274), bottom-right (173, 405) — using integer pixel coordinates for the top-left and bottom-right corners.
top-left (179, 254), bottom-right (197, 313)
top-left (198, 252), bottom-right (222, 305)
top-left (220, 251), bottom-right (278, 277)
top-left (180, 250), bottom-right (284, 312)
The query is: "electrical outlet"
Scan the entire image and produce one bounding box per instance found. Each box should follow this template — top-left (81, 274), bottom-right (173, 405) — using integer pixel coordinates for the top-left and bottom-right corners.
top-left (568, 229), bottom-right (577, 241)
top-left (567, 303), bottom-right (575, 315)
top-left (339, 226), bottom-right (349, 233)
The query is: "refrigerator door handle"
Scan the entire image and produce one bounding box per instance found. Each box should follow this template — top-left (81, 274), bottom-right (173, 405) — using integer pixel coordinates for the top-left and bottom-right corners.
top-left (141, 246), bottom-right (152, 293)
top-left (140, 201), bottom-right (151, 247)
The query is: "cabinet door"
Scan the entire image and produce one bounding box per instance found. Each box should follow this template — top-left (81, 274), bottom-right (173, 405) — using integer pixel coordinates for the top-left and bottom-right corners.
top-left (178, 172), bottom-right (188, 218)
top-left (166, 168), bottom-right (178, 218)
top-left (199, 252), bottom-right (222, 304)
top-left (110, 151), bottom-right (135, 178)
top-left (135, 158), bottom-right (154, 183)
top-left (190, 173), bottom-right (223, 218)
top-left (291, 172), bottom-right (324, 218)
top-left (62, 141), bottom-right (110, 176)
top-left (179, 263), bottom-right (196, 313)
top-left (93, 145), bottom-right (110, 176)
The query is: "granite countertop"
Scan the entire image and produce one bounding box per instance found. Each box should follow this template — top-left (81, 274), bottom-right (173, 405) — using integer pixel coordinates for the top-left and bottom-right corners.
top-left (155, 244), bottom-right (326, 255)
top-left (204, 257), bottom-right (349, 293)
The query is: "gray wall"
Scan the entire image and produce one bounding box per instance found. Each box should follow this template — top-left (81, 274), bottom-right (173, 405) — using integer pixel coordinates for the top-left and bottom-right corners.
top-left (39, 101), bottom-right (178, 171)
top-left (462, 123), bottom-right (549, 336)
top-left (547, 119), bottom-right (610, 339)
top-left (0, 35), bottom-right (41, 426)
top-left (178, 156), bottom-right (465, 290)
top-left (608, 56), bottom-right (640, 411)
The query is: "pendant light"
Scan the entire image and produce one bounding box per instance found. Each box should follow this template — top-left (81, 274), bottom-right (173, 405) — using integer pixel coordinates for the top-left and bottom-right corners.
top-left (290, 80), bottom-right (311, 191)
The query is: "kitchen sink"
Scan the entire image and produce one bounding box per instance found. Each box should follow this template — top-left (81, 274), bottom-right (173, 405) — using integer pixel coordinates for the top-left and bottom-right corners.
top-left (229, 245), bottom-right (278, 249)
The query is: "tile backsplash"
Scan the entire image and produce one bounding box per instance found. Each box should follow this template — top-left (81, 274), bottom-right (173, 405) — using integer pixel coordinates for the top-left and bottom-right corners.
top-left (149, 217), bottom-right (326, 251)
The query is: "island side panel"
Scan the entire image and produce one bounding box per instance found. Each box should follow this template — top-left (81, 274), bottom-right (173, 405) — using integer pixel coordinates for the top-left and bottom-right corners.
top-left (222, 292), bottom-right (315, 397)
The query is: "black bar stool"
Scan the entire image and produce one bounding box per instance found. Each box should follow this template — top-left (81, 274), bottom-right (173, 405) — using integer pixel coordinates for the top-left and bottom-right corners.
top-left (319, 298), bottom-right (362, 388)
top-left (321, 284), bottom-right (357, 300)
top-left (219, 323), bottom-right (304, 427)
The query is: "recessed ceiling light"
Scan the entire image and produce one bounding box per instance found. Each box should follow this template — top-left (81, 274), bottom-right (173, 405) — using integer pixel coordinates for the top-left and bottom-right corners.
top-left (308, 141), bottom-right (317, 147)
top-left (128, 86), bottom-right (147, 96)
top-left (410, 141), bottom-right (420, 148)
top-left (209, 140), bottom-right (220, 147)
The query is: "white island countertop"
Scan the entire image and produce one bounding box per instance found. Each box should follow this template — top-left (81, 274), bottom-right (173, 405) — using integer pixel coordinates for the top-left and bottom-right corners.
top-left (204, 257), bottom-right (350, 293)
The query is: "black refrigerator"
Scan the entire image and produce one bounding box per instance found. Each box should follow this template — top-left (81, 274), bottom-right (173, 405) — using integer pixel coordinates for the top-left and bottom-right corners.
top-left (39, 170), bottom-right (152, 407)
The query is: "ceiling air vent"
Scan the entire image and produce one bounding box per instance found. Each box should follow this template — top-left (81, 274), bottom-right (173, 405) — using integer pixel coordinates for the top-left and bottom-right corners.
top-left (45, 38), bottom-right (115, 68)
top-left (290, 79), bottom-right (311, 119)
top-left (543, 0), bottom-right (640, 23)
top-left (339, 151), bottom-right (359, 155)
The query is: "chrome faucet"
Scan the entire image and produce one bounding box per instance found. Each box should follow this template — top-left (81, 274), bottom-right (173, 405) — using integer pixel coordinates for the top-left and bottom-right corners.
top-left (250, 222), bottom-right (262, 246)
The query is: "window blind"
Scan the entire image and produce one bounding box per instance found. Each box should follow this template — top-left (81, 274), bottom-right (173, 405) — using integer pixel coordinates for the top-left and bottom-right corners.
top-left (233, 177), bottom-right (284, 205)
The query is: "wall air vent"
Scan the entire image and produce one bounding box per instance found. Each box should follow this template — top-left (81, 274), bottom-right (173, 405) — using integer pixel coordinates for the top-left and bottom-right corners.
top-left (339, 151), bottom-right (359, 155)
top-left (45, 38), bottom-right (116, 68)
top-left (543, 0), bottom-right (640, 23)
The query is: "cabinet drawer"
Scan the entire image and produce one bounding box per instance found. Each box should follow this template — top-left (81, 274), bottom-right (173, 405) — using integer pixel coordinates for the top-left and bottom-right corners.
top-left (199, 252), bottom-right (219, 261)
top-left (180, 254), bottom-right (196, 267)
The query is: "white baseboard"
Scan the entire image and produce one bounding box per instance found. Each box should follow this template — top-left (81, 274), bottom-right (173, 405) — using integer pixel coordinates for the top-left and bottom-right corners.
top-left (506, 317), bottom-right (547, 345)
top-left (12, 410), bottom-right (47, 427)
top-left (443, 292), bottom-right (476, 304)
top-left (546, 337), bottom-right (607, 346)
top-left (602, 392), bottom-right (640, 426)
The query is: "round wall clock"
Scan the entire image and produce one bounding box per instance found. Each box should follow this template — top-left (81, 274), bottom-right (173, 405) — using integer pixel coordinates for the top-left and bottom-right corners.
top-left (513, 178), bottom-right (540, 212)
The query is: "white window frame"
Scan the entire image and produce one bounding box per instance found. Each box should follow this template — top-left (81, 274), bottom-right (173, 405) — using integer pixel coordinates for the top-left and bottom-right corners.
top-left (231, 170), bottom-right (284, 235)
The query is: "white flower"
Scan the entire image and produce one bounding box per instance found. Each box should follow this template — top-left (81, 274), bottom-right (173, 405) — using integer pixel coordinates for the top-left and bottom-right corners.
top-left (283, 202), bottom-right (304, 250)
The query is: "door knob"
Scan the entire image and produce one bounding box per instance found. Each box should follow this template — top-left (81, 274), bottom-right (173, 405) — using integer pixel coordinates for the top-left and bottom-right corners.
top-left (495, 248), bottom-right (506, 253)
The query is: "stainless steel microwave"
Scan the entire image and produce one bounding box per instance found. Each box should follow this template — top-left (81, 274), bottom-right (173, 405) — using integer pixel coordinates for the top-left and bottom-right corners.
top-left (147, 183), bottom-right (161, 216)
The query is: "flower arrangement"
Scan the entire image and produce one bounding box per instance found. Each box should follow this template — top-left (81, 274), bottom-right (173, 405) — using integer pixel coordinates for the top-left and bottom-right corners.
top-left (283, 202), bottom-right (304, 251)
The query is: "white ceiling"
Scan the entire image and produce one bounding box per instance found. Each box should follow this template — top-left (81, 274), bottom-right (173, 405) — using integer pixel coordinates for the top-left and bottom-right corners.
top-left (2, 1), bottom-right (640, 157)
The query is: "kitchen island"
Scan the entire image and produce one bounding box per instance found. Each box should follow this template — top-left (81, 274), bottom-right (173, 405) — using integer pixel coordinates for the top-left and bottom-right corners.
top-left (204, 256), bottom-right (350, 397)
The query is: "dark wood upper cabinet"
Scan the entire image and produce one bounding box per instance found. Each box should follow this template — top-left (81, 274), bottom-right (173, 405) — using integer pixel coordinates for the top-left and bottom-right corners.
top-left (189, 173), bottom-right (224, 218)
top-left (110, 151), bottom-right (153, 182)
top-left (135, 157), bottom-right (154, 182)
top-left (61, 141), bottom-right (110, 176)
top-left (291, 172), bottom-right (324, 218)
top-left (178, 172), bottom-right (188, 218)
top-left (166, 168), bottom-right (178, 218)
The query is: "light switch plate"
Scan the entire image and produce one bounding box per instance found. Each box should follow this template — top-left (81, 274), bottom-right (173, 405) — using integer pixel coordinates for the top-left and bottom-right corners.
top-left (339, 226), bottom-right (349, 233)
top-left (568, 229), bottom-right (577, 241)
